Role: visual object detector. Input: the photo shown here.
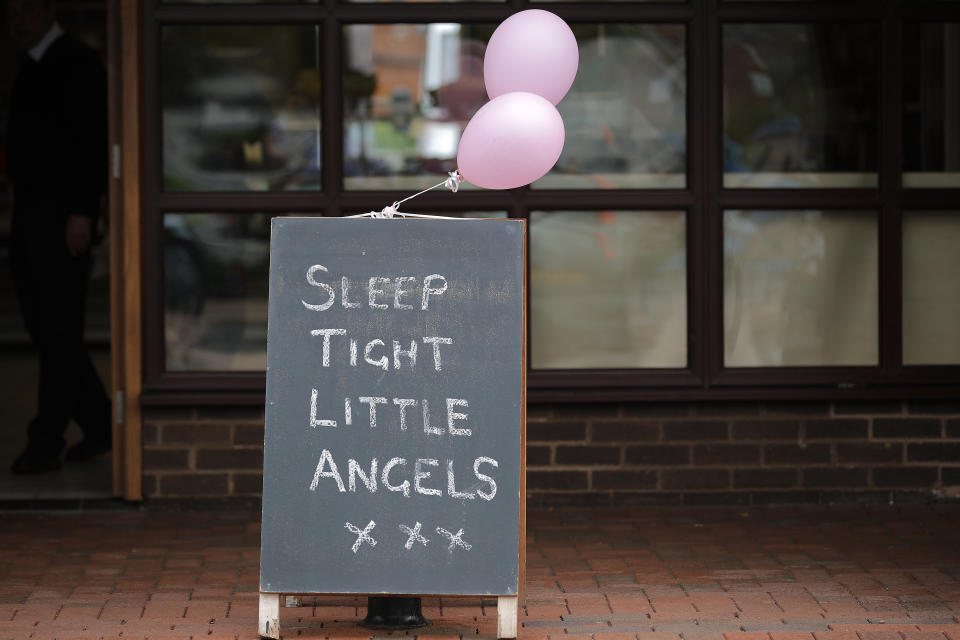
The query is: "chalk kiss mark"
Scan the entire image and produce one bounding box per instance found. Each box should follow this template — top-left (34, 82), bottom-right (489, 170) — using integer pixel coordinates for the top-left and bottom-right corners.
top-left (345, 520), bottom-right (377, 553)
top-left (436, 526), bottom-right (472, 553)
top-left (398, 521), bottom-right (430, 550)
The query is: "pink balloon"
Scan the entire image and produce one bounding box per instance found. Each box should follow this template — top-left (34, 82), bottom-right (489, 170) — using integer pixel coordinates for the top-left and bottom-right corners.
top-left (484, 9), bottom-right (579, 106)
top-left (457, 91), bottom-right (565, 190)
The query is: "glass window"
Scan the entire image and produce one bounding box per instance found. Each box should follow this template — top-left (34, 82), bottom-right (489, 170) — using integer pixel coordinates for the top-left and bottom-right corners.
top-left (162, 26), bottom-right (321, 191)
top-left (536, 25), bottom-right (686, 190)
top-left (724, 210), bottom-right (878, 366)
top-left (163, 212), bottom-right (509, 371)
top-left (903, 24), bottom-right (960, 188)
top-left (343, 24), bottom-right (495, 191)
top-left (164, 213), bottom-right (272, 371)
top-left (723, 24), bottom-right (879, 188)
top-left (347, 0), bottom-right (499, 3)
top-left (163, 0), bottom-right (316, 3)
top-left (533, 0), bottom-right (682, 4)
top-left (531, 211), bottom-right (687, 369)
top-left (903, 212), bottom-right (960, 364)
top-left (448, 211), bottom-right (507, 218)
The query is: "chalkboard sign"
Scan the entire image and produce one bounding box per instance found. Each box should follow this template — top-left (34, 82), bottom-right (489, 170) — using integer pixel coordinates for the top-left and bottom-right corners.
top-left (259, 217), bottom-right (525, 605)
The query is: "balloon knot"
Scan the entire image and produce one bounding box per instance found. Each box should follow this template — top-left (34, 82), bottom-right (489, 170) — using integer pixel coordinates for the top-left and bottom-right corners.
top-left (444, 170), bottom-right (463, 193)
top-left (371, 203), bottom-right (398, 218)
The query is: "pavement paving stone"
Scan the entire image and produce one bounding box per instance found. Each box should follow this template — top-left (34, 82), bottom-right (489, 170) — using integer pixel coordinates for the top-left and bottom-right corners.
top-left (0, 506), bottom-right (959, 640)
top-left (657, 622), bottom-right (706, 632)
top-left (768, 633), bottom-right (818, 640)
top-left (680, 631), bottom-right (728, 640)
top-left (854, 632), bottom-right (905, 640)
top-left (829, 625), bottom-right (923, 633)
top-left (900, 632), bottom-right (949, 640)
top-left (778, 622), bottom-right (831, 632)
top-left (812, 632), bottom-right (859, 640)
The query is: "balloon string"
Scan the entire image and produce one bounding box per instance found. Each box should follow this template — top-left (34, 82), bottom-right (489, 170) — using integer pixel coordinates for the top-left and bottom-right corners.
top-left (350, 171), bottom-right (463, 219)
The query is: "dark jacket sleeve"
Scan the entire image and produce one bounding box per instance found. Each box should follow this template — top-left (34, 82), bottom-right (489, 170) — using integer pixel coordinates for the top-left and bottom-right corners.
top-left (59, 42), bottom-right (108, 222)
top-left (4, 57), bottom-right (29, 188)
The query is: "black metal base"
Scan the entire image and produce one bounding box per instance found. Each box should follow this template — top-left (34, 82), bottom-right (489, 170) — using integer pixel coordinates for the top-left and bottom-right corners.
top-left (360, 596), bottom-right (430, 630)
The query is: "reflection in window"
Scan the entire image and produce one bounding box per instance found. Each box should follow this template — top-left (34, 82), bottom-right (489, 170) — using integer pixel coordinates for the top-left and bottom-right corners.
top-left (723, 24), bottom-right (879, 188)
top-left (537, 25), bottom-right (686, 189)
top-left (903, 212), bottom-right (960, 364)
top-left (443, 211), bottom-right (507, 219)
top-left (347, 0), bottom-right (498, 3)
top-left (904, 24), bottom-right (960, 188)
top-left (164, 0), bottom-right (316, 3)
top-left (534, 0), bottom-right (681, 2)
top-left (162, 26), bottom-right (321, 191)
top-left (164, 214), bottom-right (272, 371)
top-left (531, 211), bottom-right (686, 369)
top-left (724, 210), bottom-right (878, 366)
top-left (343, 24), bottom-right (495, 191)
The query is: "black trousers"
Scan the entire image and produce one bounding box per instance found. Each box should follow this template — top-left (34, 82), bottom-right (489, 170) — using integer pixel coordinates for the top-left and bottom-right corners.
top-left (10, 207), bottom-right (110, 454)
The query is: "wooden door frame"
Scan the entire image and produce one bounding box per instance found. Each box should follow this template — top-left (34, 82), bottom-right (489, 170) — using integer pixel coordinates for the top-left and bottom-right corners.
top-left (107, 0), bottom-right (143, 501)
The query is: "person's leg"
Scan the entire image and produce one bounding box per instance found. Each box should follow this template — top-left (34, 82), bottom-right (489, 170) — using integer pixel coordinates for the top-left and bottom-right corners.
top-left (72, 348), bottom-right (111, 439)
top-left (11, 209), bottom-right (111, 471)
top-left (29, 248), bottom-right (100, 446)
top-left (61, 236), bottom-right (112, 459)
top-left (48, 246), bottom-right (113, 458)
top-left (63, 239), bottom-right (111, 444)
top-left (66, 344), bottom-right (112, 460)
top-left (10, 217), bottom-right (69, 472)
top-left (28, 329), bottom-right (74, 455)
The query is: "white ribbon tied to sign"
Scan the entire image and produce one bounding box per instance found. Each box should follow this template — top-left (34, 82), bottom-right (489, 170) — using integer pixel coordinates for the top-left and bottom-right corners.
top-left (352, 171), bottom-right (464, 220)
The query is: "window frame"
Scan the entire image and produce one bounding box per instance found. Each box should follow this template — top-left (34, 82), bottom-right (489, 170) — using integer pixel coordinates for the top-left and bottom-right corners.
top-left (140, 0), bottom-right (960, 405)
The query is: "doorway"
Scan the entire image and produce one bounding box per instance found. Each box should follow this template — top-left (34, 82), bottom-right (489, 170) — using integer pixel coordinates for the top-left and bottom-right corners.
top-left (0, 0), bottom-right (113, 500)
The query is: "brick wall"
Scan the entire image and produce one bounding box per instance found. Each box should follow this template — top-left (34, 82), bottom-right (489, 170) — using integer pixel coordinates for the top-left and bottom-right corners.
top-left (141, 400), bottom-right (960, 504)
top-left (141, 406), bottom-right (266, 498)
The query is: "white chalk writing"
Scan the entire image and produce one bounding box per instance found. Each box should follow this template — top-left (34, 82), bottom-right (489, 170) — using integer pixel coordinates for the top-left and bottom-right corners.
top-left (344, 520), bottom-right (377, 553)
top-left (398, 522), bottom-right (430, 550)
top-left (436, 526), bottom-right (472, 553)
top-left (302, 267), bottom-right (448, 312)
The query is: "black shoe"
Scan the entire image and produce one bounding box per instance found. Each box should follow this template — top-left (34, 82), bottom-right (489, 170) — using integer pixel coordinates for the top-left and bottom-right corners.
top-left (11, 446), bottom-right (63, 474)
top-left (65, 437), bottom-right (111, 462)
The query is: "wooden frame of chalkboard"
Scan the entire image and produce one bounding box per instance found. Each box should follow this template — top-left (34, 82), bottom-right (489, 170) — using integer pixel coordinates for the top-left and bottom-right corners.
top-left (258, 217), bottom-right (526, 639)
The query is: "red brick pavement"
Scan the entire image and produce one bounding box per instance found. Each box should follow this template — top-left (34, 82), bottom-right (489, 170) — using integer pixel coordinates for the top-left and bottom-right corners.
top-left (1, 505), bottom-right (959, 639)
